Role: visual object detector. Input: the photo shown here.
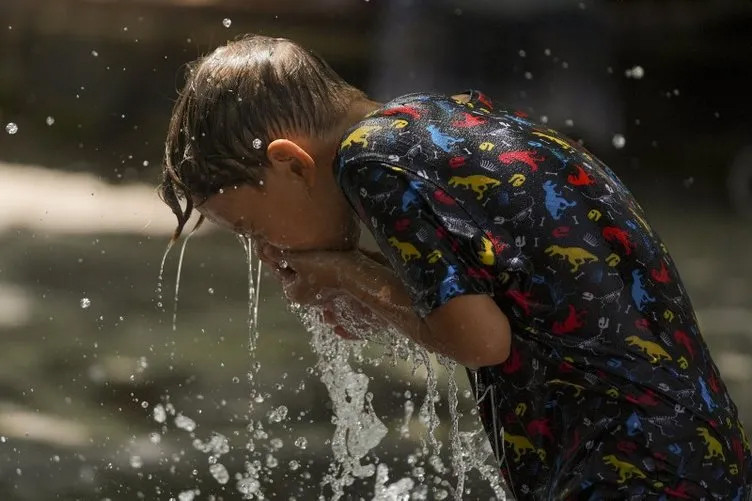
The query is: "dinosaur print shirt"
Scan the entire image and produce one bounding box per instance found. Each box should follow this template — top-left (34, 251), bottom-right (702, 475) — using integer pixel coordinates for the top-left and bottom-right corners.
top-left (334, 90), bottom-right (750, 500)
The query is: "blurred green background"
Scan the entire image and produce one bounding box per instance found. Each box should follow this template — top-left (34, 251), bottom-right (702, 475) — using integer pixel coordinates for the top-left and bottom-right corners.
top-left (1, 0), bottom-right (751, 499)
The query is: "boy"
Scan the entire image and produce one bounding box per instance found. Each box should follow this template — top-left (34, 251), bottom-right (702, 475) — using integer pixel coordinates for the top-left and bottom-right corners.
top-left (160, 35), bottom-right (750, 499)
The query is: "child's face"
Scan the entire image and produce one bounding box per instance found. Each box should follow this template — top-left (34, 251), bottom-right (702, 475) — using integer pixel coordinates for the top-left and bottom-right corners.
top-left (196, 139), bottom-right (359, 255)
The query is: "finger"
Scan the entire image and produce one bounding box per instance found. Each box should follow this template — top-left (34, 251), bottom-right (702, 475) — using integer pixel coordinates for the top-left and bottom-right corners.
top-left (322, 307), bottom-right (337, 325)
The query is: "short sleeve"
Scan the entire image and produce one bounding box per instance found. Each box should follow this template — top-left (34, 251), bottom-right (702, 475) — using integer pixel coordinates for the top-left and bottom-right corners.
top-left (338, 162), bottom-right (501, 319)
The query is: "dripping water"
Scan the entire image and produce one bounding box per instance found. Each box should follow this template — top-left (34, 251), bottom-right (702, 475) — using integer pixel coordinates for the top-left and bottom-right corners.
top-left (171, 231), bottom-right (194, 331)
top-left (156, 239), bottom-right (174, 313)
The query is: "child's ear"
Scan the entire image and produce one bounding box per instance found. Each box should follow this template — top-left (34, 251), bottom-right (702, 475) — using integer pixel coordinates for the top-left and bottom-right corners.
top-left (267, 139), bottom-right (316, 186)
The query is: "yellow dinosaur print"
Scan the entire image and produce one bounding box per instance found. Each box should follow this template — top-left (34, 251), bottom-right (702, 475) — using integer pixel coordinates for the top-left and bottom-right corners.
top-left (340, 125), bottom-right (382, 149)
top-left (515, 403), bottom-right (527, 417)
top-left (625, 336), bottom-right (672, 363)
top-left (387, 237), bottom-right (421, 263)
top-left (427, 249), bottom-right (442, 263)
top-left (448, 175), bottom-right (501, 200)
top-left (533, 131), bottom-right (574, 151)
top-left (544, 245), bottom-right (599, 273)
top-left (478, 236), bottom-right (495, 266)
top-left (503, 433), bottom-right (546, 462)
top-left (547, 379), bottom-right (584, 397)
top-left (603, 455), bottom-right (647, 484)
top-left (697, 427), bottom-right (725, 461)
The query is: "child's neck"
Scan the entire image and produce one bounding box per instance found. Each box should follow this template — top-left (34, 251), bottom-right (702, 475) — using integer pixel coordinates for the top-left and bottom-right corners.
top-left (315, 97), bottom-right (383, 168)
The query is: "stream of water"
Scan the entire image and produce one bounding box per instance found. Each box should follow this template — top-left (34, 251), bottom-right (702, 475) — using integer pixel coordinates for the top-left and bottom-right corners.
top-left (154, 236), bottom-right (507, 499)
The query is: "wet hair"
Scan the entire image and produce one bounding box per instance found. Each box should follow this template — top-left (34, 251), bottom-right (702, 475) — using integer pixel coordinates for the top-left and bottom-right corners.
top-left (159, 34), bottom-right (366, 241)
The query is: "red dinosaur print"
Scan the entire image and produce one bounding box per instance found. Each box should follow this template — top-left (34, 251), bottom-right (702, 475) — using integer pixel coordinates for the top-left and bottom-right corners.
top-left (498, 150), bottom-right (545, 172)
top-left (625, 388), bottom-right (659, 406)
top-left (468, 268), bottom-right (493, 280)
top-left (602, 226), bottom-right (637, 255)
top-left (673, 329), bottom-right (695, 359)
top-left (501, 346), bottom-right (523, 374)
top-left (514, 110), bottom-right (529, 118)
top-left (484, 231), bottom-right (508, 254)
top-left (452, 112), bottom-right (487, 128)
top-left (382, 105), bottom-right (421, 120)
top-left (663, 483), bottom-right (692, 499)
top-left (476, 92), bottom-right (494, 110)
top-left (551, 304), bottom-right (587, 335)
top-left (733, 438), bottom-right (745, 464)
top-left (435, 227), bottom-right (460, 251)
top-left (394, 218), bottom-right (411, 232)
top-left (433, 189), bottom-right (456, 205)
top-left (567, 164), bottom-right (596, 186)
top-left (527, 418), bottom-right (554, 443)
top-left (635, 318), bottom-right (650, 331)
top-left (617, 441), bottom-right (638, 455)
top-left (708, 370), bottom-right (720, 393)
top-left (564, 429), bottom-right (580, 459)
top-left (505, 290), bottom-right (534, 316)
top-left (558, 359), bottom-right (574, 373)
top-left (651, 260), bottom-right (671, 283)
top-left (552, 226), bottom-right (570, 238)
top-left (448, 156), bottom-right (466, 169)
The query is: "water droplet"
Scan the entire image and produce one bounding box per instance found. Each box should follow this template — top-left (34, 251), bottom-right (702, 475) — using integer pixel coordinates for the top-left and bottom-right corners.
top-left (175, 414), bottom-right (196, 432)
top-left (294, 436), bottom-right (307, 449)
top-left (80, 297), bottom-right (91, 309)
top-left (209, 462), bottom-right (229, 484)
top-left (91, 50), bottom-right (99, 57)
top-left (45, 116), bottom-right (55, 126)
top-left (625, 65), bottom-right (644, 79)
top-left (252, 138), bottom-right (262, 150)
top-left (231, 376), bottom-right (240, 383)
top-left (524, 71), bottom-right (533, 80)
top-left (612, 134), bottom-right (626, 149)
top-left (288, 459), bottom-right (300, 470)
top-left (208, 287), bottom-right (215, 295)
top-left (152, 404), bottom-right (166, 423)
top-left (278, 260), bottom-right (288, 269)
top-left (222, 18), bottom-right (232, 28)
top-left (268, 405), bottom-right (288, 423)
top-left (518, 49), bottom-right (527, 58)
top-left (236, 478), bottom-right (260, 495)
top-left (140, 400), bottom-right (149, 409)
top-left (5, 122), bottom-right (18, 135)
top-left (178, 490), bottom-right (196, 501)
top-left (129, 456), bottom-right (143, 468)
top-left (149, 432), bottom-right (161, 444)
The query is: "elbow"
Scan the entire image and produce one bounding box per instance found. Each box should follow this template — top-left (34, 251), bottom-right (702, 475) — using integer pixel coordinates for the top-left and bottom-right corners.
top-left (460, 340), bottom-right (510, 370)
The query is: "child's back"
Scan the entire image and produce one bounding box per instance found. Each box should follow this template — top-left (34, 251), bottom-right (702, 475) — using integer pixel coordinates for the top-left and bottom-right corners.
top-left (335, 90), bottom-right (751, 499)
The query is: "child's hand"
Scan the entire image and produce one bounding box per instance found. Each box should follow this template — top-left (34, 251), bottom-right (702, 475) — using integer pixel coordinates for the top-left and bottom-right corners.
top-left (258, 245), bottom-right (359, 306)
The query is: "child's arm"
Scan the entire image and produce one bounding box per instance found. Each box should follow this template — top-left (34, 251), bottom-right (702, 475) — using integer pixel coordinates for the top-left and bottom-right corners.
top-left (281, 250), bottom-right (511, 369)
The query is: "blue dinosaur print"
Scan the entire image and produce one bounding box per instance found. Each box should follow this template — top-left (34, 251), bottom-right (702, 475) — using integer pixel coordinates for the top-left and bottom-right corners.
top-left (698, 376), bottom-right (718, 413)
top-left (401, 180), bottom-right (423, 211)
top-left (436, 100), bottom-right (456, 115)
top-left (426, 124), bottom-right (465, 152)
top-left (439, 265), bottom-right (466, 304)
top-left (542, 180), bottom-right (577, 220)
top-left (631, 269), bottom-right (656, 312)
top-left (626, 411), bottom-right (642, 437)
